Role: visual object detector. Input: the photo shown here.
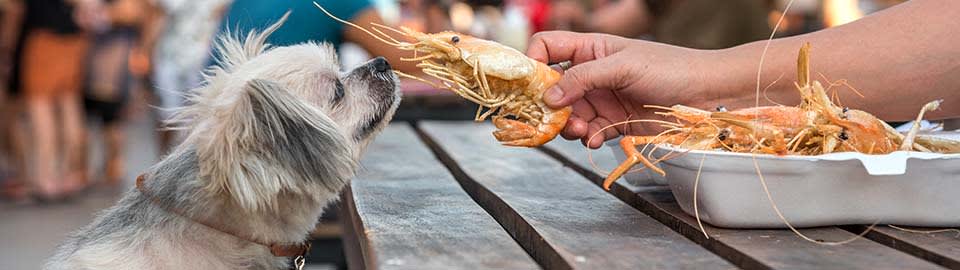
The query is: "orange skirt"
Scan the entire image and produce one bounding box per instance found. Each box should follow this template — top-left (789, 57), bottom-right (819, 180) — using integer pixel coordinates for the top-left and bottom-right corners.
top-left (20, 29), bottom-right (90, 99)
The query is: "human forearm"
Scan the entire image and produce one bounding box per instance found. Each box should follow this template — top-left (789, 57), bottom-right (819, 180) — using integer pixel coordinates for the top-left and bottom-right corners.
top-left (710, 0), bottom-right (960, 121)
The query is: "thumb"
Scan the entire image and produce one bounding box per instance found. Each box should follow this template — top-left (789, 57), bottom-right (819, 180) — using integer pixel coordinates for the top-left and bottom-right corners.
top-left (543, 57), bottom-right (630, 108)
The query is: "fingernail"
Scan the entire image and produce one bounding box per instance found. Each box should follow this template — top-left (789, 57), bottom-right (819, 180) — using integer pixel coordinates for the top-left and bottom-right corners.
top-left (543, 86), bottom-right (563, 105)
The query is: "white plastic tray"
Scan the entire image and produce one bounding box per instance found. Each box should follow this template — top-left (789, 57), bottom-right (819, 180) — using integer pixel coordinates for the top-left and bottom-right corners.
top-left (608, 135), bottom-right (960, 228)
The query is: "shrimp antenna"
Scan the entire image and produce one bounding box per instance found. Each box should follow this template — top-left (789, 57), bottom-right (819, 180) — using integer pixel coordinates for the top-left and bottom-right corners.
top-left (393, 70), bottom-right (443, 89)
top-left (370, 22), bottom-right (409, 37)
top-left (762, 73), bottom-right (786, 106)
top-left (370, 27), bottom-right (403, 45)
top-left (313, 2), bottom-right (402, 47)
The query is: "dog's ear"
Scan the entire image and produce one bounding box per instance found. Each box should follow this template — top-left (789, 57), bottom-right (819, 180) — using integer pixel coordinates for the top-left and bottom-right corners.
top-left (197, 79), bottom-right (357, 211)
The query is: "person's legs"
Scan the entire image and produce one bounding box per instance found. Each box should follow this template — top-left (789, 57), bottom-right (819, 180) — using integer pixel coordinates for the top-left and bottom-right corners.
top-left (103, 120), bottom-right (125, 185)
top-left (85, 33), bottom-right (131, 186)
top-left (59, 88), bottom-right (87, 193)
top-left (0, 94), bottom-right (30, 202)
top-left (21, 30), bottom-right (65, 199)
top-left (25, 96), bottom-right (60, 197)
top-left (59, 34), bottom-right (92, 194)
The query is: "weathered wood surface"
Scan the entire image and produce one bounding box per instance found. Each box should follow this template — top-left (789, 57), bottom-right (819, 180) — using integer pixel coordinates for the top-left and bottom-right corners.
top-left (419, 122), bottom-right (734, 270)
top-left (341, 188), bottom-right (369, 270)
top-left (348, 124), bottom-right (538, 269)
top-left (859, 227), bottom-right (960, 269)
top-left (543, 139), bottom-right (946, 270)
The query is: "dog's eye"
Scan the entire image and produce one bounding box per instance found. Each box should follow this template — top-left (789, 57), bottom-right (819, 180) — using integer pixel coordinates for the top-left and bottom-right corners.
top-left (332, 80), bottom-right (345, 104)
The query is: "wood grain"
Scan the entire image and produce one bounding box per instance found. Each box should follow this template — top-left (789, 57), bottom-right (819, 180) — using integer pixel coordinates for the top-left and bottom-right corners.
top-left (347, 124), bottom-right (538, 269)
top-left (419, 122), bottom-right (733, 270)
top-left (543, 139), bottom-right (946, 270)
top-left (851, 226), bottom-right (960, 269)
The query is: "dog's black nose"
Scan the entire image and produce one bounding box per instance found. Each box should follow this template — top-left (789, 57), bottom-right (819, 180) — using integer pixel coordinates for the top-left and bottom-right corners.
top-left (372, 57), bottom-right (391, 72)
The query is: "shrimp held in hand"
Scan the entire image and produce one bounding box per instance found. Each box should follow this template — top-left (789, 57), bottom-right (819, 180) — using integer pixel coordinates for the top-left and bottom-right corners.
top-left (315, 3), bottom-right (570, 147)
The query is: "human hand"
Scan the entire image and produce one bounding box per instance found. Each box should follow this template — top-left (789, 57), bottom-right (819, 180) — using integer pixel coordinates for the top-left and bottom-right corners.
top-left (527, 31), bottom-right (726, 148)
top-left (129, 46), bottom-right (151, 78)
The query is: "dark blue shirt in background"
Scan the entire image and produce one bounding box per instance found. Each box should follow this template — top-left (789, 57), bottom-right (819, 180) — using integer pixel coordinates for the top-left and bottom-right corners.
top-left (219, 0), bottom-right (373, 47)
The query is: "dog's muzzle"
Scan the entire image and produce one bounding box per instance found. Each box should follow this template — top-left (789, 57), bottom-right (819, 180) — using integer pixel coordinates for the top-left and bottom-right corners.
top-left (352, 56), bottom-right (400, 141)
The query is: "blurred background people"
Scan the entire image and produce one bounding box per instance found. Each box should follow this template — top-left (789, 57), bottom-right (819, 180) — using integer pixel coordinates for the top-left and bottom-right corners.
top-left (395, 0), bottom-right (452, 34)
top-left (0, 0), bottom-right (29, 202)
top-left (10, 0), bottom-right (105, 201)
top-left (548, 0), bottom-right (772, 49)
top-left (81, 0), bottom-right (163, 186)
top-left (152, 0), bottom-right (229, 153)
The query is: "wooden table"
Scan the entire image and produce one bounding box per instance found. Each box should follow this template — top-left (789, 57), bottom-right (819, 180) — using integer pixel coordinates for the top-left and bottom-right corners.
top-left (340, 122), bottom-right (960, 270)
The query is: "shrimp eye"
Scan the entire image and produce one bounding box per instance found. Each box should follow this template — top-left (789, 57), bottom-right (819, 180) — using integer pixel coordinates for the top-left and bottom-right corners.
top-left (451, 36), bottom-right (460, 43)
top-left (838, 130), bottom-right (849, 141)
top-left (716, 105), bottom-right (728, 112)
top-left (842, 107), bottom-right (850, 113)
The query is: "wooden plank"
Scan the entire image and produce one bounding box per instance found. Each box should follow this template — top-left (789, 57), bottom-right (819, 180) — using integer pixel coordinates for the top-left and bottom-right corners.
top-left (341, 187), bottom-right (369, 270)
top-left (543, 139), bottom-right (947, 270)
top-left (418, 121), bottom-right (734, 270)
top-left (849, 226), bottom-right (960, 269)
top-left (348, 124), bottom-right (538, 269)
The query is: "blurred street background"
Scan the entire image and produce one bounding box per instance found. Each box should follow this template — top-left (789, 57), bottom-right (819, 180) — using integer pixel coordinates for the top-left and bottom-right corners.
top-left (0, 0), bottom-right (904, 269)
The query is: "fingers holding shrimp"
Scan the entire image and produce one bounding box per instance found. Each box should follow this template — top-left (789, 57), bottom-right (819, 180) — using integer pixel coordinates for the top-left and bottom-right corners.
top-left (543, 57), bottom-right (643, 108)
top-left (561, 100), bottom-right (595, 140)
top-left (526, 31), bottom-right (630, 65)
top-left (563, 89), bottom-right (634, 148)
top-left (526, 31), bottom-right (721, 144)
top-left (585, 117), bottom-right (621, 149)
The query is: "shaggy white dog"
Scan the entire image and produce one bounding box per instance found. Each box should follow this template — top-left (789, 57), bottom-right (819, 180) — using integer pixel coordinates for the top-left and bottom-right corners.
top-left (46, 16), bottom-right (400, 270)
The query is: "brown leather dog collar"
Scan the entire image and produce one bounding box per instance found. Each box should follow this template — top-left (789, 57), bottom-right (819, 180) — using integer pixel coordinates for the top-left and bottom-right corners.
top-left (135, 174), bottom-right (311, 257)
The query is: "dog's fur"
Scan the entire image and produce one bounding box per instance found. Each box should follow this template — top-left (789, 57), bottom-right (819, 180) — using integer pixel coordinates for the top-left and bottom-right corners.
top-left (46, 17), bottom-right (400, 270)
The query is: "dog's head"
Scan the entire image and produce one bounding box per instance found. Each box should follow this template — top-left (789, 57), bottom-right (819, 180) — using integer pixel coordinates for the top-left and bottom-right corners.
top-left (170, 15), bottom-right (400, 211)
